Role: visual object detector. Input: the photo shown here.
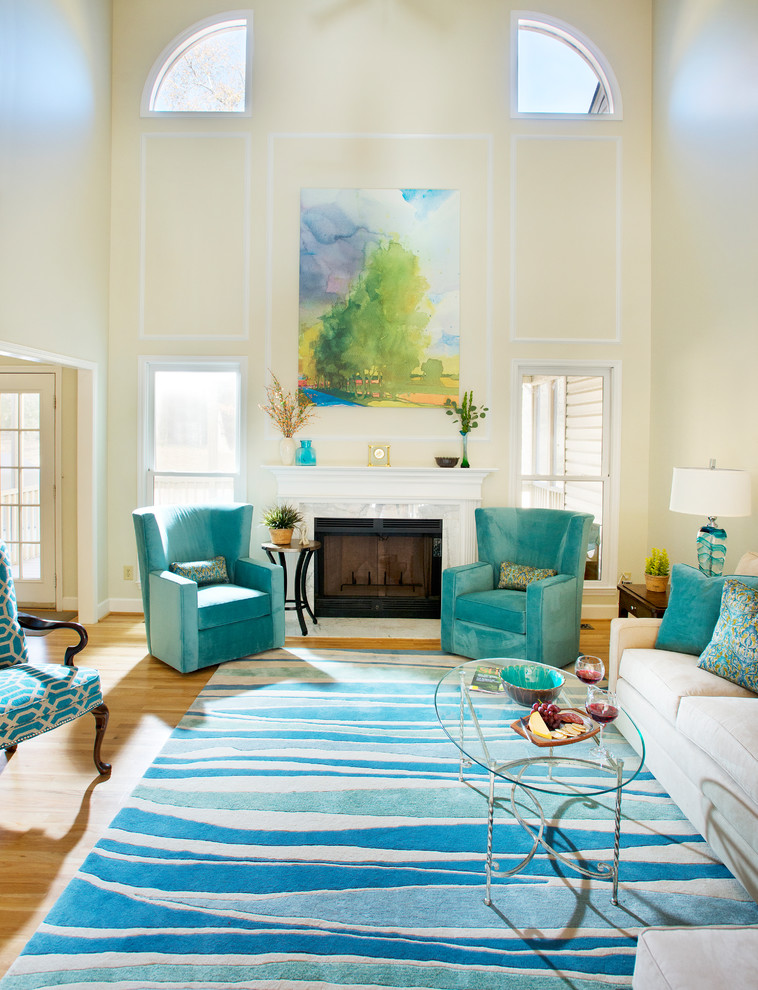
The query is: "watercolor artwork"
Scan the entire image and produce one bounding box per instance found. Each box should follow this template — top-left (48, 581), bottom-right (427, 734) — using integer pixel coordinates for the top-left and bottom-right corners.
top-left (299, 188), bottom-right (460, 407)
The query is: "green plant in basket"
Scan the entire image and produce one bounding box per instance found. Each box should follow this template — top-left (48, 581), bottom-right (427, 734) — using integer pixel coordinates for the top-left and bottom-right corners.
top-left (645, 547), bottom-right (670, 576)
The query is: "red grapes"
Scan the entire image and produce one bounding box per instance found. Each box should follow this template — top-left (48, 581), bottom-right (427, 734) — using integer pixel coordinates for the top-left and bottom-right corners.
top-left (531, 701), bottom-right (561, 730)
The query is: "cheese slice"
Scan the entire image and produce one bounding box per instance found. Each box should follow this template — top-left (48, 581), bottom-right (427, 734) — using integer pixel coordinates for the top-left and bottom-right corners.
top-left (528, 710), bottom-right (552, 739)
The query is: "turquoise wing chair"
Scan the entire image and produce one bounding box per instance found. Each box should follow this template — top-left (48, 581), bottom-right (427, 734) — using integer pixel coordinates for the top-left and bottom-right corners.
top-left (441, 507), bottom-right (594, 668)
top-left (132, 503), bottom-right (285, 673)
top-left (0, 542), bottom-right (110, 776)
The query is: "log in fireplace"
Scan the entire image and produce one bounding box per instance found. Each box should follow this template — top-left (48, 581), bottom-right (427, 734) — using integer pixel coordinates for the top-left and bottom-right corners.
top-left (314, 517), bottom-right (442, 618)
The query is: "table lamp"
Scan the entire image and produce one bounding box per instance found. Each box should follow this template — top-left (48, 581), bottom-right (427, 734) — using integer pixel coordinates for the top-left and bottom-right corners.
top-left (669, 460), bottom-right (752, 576)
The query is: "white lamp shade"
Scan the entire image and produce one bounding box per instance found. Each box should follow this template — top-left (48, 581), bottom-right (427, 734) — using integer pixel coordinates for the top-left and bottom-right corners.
top-left (670, 467), bottom-right (752, 518)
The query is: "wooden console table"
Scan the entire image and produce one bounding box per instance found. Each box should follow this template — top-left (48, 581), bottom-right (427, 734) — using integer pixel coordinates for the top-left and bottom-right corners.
top-left (617, 582), bottom-right (669, 619)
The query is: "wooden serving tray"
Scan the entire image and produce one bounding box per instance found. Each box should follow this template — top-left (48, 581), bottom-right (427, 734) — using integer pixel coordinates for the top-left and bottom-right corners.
top-left (510, 707), bottom-right (601, 748)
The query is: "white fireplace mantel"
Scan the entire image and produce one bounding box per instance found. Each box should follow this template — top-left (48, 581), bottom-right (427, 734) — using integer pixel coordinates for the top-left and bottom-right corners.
top-left (266, 465), bottom-right (495, 568)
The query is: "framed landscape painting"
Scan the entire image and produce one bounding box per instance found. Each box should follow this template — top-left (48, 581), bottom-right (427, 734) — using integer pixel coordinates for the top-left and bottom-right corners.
top-left (298, 188), bottom-right (460, 407)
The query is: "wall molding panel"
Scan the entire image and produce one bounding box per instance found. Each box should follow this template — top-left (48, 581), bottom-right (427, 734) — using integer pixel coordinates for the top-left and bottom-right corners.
top-left (510, 135), bottom-right (622, 343)
top-left (139, 132), bottom-right (252, 340)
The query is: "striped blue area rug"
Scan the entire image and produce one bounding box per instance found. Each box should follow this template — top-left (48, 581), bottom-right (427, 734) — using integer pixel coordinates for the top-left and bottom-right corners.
top-left (3, 647), bottom-right (758, 989)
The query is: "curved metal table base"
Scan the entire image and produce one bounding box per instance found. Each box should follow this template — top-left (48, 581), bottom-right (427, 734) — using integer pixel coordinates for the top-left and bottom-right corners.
top-left (264, 544), bottom-right (318, 636)
top-left (481, 756), bottom-right (624, 907)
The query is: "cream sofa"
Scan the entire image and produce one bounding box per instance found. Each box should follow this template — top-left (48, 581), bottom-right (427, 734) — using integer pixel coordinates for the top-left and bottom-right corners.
top-left (608, 553), bottom-right (758, 988)
top-left (609, 616), bottom-right (758, 901)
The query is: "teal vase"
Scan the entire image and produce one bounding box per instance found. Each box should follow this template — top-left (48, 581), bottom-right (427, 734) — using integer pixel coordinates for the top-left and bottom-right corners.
top-left (460, 431), bottom-right (470, 469)
top-left (296, 439), bottom-right (317, 466)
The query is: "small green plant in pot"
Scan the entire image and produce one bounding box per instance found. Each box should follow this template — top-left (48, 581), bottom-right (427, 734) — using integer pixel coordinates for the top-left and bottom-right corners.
top-left (263, 503), bottom-right (303, 546)
top-left (644, 547), bottom-right (670, 593)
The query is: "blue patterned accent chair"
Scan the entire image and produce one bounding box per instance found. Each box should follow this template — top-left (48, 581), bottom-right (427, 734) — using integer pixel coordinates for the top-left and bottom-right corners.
top-left (0, 543), bottom-right (110, 776)
top-left (132, 503), bottom-right (285, 674)
top-left (441, 507), bottom-right (594, 668)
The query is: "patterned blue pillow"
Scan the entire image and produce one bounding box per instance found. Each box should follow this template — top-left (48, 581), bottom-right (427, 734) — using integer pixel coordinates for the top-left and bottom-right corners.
top-left (698, 578), bottom-right (758, 692)
top-left (498, 561), bottom-right (557, 590)
top-left (0, 541), bottom-right (29, 670)
top-left (169, 555), bottom-right (230, 586)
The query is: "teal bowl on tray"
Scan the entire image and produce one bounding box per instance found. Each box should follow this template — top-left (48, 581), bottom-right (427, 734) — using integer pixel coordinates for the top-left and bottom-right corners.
top-left (499, 663), bottom-right (565, 707)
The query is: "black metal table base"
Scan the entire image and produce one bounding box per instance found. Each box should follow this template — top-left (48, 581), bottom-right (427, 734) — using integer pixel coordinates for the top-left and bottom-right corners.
top-left (264, 544), bottom-right (318, 635)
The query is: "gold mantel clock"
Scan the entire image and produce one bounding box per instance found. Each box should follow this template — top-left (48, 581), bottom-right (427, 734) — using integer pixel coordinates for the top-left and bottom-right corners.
top-left (368, 444), bottom-right (391, 467)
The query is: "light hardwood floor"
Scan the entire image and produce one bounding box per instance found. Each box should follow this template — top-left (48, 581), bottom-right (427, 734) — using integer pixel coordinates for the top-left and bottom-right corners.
top-left (0, 614), bottom-right (610, 978)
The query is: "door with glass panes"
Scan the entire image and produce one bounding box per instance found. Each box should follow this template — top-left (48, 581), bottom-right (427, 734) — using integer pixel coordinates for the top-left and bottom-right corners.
top-left (0, 374), bottom-right (56, 605)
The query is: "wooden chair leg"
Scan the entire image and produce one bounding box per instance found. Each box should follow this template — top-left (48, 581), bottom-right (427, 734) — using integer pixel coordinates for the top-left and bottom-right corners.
top-left (91, 703), bottom-right (112, 776)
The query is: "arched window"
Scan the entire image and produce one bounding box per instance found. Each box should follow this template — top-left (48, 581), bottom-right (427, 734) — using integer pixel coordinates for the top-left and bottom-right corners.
top-left (514, 15), bottom-right (621, 117)
top-left (142, 12), bottom-right (252, 116)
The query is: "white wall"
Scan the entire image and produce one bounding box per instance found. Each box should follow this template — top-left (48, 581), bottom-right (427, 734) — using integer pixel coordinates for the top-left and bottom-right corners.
top-left (650, 0), bottom-right (758, 572)
top-left (0, 0), bottom-right (112, 615)
top-left (109, 0), bottom-right (653, 614)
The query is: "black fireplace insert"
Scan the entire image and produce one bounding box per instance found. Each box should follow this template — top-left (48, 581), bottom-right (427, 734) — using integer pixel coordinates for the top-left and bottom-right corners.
top-left (314, 517), bottom-right (442, 618)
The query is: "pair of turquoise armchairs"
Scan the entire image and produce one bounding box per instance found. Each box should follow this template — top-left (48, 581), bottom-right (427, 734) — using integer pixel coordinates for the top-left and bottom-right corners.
top-left (132, 504), bottom-right (285, 673)
top-left (441, 507), bottom-right (593, 668)
top-left (0, 541), bottom-right (110, 776)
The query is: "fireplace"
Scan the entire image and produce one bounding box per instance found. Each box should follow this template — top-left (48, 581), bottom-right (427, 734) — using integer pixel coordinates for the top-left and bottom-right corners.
top-left (314, 517), bottom-right (442, 618)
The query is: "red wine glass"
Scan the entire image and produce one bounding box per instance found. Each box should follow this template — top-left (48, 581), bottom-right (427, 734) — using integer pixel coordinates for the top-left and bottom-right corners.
top-left (575, 655), bottom-right (605, 686)
top-left (585, 686), bottom-right (619, 764)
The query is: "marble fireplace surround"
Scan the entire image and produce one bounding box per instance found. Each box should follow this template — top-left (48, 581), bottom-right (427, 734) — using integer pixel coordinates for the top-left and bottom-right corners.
top-left (266, 466), bottom-right (495, 572)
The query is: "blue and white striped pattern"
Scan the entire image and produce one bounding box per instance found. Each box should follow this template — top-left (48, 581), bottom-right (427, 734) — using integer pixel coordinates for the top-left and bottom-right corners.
top-left (3, 648), bottom-right (758, 989)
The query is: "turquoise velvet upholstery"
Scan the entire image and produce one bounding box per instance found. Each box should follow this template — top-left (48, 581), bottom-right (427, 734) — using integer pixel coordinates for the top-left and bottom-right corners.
top-left (441, 507), bottom-right (593, 668)
top-left (655, 563), bottom-right (758, 656)
top-left (132, 504), bottom-right (285, 673)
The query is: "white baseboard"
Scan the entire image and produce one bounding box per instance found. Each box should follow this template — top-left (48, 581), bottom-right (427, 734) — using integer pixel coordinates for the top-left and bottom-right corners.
top-left (104, 598), bottom-right (144, 615)
top-left (581, 603), bottom-right (619, 620)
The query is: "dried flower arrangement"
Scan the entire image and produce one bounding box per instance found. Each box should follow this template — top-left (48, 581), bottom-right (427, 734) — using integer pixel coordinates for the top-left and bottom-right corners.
top-left (259, 373), bottom-right (317, 438)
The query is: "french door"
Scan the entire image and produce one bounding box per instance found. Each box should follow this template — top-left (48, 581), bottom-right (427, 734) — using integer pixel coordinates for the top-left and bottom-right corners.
top-left (0, 373), bottom-right (56, 606)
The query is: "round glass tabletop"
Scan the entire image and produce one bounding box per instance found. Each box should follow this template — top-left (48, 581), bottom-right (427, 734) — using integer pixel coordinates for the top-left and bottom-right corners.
top-left (434, 658), bottom-right (645, 797)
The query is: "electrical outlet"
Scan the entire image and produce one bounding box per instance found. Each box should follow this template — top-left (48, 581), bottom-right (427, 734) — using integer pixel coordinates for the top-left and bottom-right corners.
top-left (619, 571), bottom-right (631, 584)
top-left (123, 565), bottom-right (134, 582)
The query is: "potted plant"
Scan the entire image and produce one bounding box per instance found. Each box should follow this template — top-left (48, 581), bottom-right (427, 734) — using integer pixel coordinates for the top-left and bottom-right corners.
top-left (644, 547), bottom-right (670, 593)
top-left (259, 373), bottom-right (318, 464)
top-left (262, 503), bottom-right (303, 546)
top-left (445, 390), bottom-right (489, 468)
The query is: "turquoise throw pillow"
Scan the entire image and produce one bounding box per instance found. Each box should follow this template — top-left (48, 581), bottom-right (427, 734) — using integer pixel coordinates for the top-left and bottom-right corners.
top-left (0, 540), bottom-right (29, 669)
top-left (655, 564), bottom-right (758, 656)
top-left (169, 555), bottom-right (230, 586)
top-left (498, 561), bottom-right (557, 591)
top-left (698, 579), bottom-right (758, 692)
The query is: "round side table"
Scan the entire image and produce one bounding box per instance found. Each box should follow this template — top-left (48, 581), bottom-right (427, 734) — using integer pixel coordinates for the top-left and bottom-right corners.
top-left (262, 540), bottom-right (320, 636)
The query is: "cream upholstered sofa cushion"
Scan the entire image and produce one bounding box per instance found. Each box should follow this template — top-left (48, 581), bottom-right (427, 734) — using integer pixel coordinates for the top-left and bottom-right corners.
top-left (633, 926), bottom-right (758, 989)
top-left (736, 551), bottom-right (758, 576)
top-left (618, 647), bottom-right (755, 725)
top-left (676, 697), bottom-right (758, 809)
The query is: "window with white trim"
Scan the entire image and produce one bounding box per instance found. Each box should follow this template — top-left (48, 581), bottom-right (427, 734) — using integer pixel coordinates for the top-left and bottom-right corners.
top-left (141, 361), bottom-right (245, 506)
top-left (142, 12), bottom-right (253, 116)
top-left (514, 364), bottom-right (615, 583)
top-left (514, 14), bottom-right (621, 117)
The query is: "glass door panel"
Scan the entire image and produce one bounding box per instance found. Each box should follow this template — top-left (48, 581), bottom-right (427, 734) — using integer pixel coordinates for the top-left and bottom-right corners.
top-left (0, 374), bottom-right (55, 604)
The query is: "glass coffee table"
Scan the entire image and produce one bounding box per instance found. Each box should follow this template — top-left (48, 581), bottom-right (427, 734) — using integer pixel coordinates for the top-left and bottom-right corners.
top-left (434, 658), bottom-right (645, 906)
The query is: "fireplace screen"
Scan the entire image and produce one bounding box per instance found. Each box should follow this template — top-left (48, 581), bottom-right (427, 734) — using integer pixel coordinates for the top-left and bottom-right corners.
top-left (314, 517), bottom-right (442, 618)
